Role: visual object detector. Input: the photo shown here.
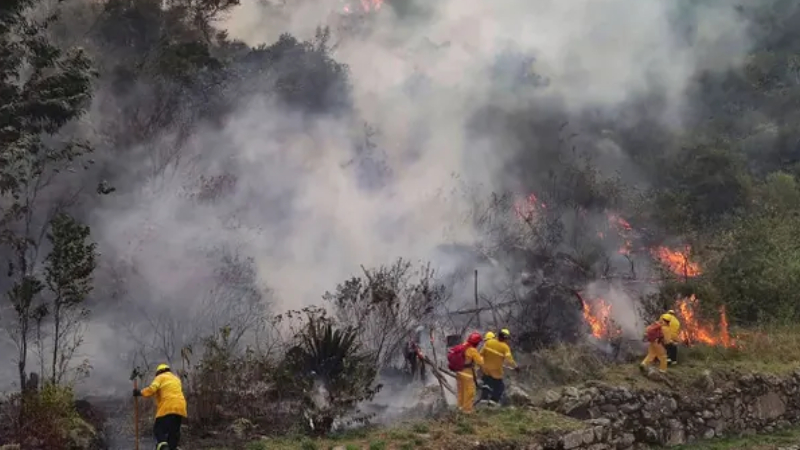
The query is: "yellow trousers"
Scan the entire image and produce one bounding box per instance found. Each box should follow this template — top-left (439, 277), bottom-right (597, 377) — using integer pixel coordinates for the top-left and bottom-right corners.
top-left (456, 372), bottom-right (476, 413)
top-left (641, 342), bottom-right (668, 371)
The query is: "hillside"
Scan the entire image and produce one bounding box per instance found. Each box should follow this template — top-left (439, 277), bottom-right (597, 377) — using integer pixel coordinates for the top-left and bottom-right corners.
top-left (187, 330), bottom-right (800, 450)
top-left (2, 0), bottom-right (800, 449)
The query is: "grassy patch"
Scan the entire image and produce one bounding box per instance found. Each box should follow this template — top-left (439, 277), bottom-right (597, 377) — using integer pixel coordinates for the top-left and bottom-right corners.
top-left (521, 325), bottom-right (800, 394)
top-left (676, 427), bottom-right (800, 450)
top-left (247, 408), bottom-right (583, 450)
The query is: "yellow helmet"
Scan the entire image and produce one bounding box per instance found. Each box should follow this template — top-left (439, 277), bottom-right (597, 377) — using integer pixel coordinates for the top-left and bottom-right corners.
top-left (500, 328), bottom-right (510, 337)
top-left (156, 363), bottom-right (170, 373)
top-left (484, 331), bottom-right (496, 340)
top-left (660, 314), bottom-right (671, 323)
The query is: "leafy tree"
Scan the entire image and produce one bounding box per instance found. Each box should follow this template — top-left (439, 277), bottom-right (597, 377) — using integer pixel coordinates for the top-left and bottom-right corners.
top-left (0, 0), bottom-right (96, 391)
top-left (44, 213), bottom-right (98, 385)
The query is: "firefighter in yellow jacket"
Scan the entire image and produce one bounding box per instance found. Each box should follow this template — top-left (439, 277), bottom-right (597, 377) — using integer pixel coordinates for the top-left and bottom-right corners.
top-left (660, 310), bottom-right (681, 365)
top-left (451, 332), bottom-right (484, 413)
top-left (480, 328), bottom-right (518, 404)
top-left (640, 318), bottom-right (669, 373)
top-left (133, 363), bottom-right (187, 450)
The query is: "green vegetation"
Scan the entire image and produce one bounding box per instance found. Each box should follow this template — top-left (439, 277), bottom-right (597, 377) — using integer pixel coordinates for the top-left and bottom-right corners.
top-left (2, 0), bottom-right (800, 448)
top-left (241, 408), bottom-right (583, 450)
top-left (677, 427), bottom-right (800, 450)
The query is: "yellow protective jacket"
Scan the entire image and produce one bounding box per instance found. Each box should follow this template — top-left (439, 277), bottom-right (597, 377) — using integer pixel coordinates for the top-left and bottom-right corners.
top-left (660, 313), bottom-right (681, 342)
top-left (458, 346), bottom-right (484, 377)
top-left (141, 371), bottom-right (188, 419)
top-left (480, 338), bottom-right (516, 379)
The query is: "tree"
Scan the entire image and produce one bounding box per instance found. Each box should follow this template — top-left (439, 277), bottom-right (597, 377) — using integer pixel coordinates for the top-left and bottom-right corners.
top-left (322, 259), bottom-right (447, 368)
top-left (44, 214), bottom-right (97, 385)
top-left (0, 0), bottom-right (95, 391)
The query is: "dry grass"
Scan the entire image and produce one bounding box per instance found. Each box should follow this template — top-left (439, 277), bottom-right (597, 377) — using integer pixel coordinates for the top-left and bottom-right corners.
top-left (198, 325), bottom-right (800, 449)
top-left (517, 324), bottom-right (800, 392)
top-left (235, 408), bottom-right (583, 450)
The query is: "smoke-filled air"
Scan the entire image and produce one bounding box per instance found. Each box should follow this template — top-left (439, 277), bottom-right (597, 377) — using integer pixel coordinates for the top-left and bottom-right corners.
top-left (2, 0), bottom-right (800, 448)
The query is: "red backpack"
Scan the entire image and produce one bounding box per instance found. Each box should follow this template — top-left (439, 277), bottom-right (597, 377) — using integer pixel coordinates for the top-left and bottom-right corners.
top-left (645, 322), bottom-right (664, 342)
top-left (447, 343), bottom-right (469, 371)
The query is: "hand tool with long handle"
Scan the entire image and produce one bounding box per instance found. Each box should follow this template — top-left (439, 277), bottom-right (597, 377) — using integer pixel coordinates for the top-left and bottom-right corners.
top-left (130, 367), bottom-right (142, 450)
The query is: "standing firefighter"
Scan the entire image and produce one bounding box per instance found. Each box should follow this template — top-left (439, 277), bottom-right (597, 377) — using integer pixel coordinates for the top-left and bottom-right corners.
top-left (480, 328), bottom-right (518, 404)
top-left (640, 318), bottom-right (669, 373)
top-left (448, 332), bottom-right (484, 413)
top-left (133, 363), bottom-right (188, 450)
top-left (661, 310), bottom-right (681, 365)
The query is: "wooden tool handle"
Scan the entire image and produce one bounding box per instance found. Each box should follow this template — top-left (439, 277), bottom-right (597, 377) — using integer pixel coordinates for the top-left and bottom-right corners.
top-left (133, 378), bottom-right (140, 450)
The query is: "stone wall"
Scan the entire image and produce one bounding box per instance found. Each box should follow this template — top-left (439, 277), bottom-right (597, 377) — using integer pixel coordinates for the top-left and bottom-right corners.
top-left (507, 369), bottom-right (800, 450)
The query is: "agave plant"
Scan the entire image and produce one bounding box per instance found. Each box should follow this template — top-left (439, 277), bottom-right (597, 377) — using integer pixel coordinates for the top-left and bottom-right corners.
top-left (282, 311), bottom-right (381, 435)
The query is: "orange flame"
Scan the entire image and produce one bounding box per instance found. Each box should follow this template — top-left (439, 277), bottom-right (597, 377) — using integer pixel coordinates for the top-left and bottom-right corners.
top-left (514, 193), bottom-right (546, 222)
top-left (606, 212), bottom-right (634, 255)
top-left (652, 245), bottom-right (701, 277)
top-left (343, 0), bottom-right (383, 13)
top-left (676, 295), bottom-right (735, 348)
top-left (581, 297), bottom-right (621, 340)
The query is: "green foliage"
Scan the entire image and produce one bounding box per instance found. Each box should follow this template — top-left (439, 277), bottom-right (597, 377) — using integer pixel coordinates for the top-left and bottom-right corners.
top-left (280, 308), bottom-right (381, 436)
top-left (653, 144), bottom-right (753, 232)
top-left (0, 0), bottom-right (96, 392)
top-left (1, 383), bottom-right (87, 450)
top-left (44, 213), bottom-right (97, 384)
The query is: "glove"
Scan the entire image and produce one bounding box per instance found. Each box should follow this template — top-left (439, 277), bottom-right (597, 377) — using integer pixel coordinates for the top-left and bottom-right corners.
top-left (132, 389), bottom-right (142, 397)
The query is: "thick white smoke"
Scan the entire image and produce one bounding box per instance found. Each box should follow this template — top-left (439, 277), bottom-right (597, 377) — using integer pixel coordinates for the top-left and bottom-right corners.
top-left (0, 0), bottom-right (754, 393)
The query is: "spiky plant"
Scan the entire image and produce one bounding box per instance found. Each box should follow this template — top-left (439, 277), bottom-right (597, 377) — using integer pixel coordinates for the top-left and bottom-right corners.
top-left (281, 310), bottom-right (381, 435)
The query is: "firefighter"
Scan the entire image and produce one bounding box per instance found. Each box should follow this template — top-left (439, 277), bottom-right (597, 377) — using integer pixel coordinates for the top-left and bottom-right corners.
top-left (661, 310), bottom-right (681, 364)
top-left (133, 363), bottom-right (187, 450)
top-left (640, 318), bottom-right (669, 373)
top-left (479, 328), bottom-right (518, 404)
top-left (404, 338), bottom-right (426, 382)
top-left (448, 332), bottom-right (484, 413)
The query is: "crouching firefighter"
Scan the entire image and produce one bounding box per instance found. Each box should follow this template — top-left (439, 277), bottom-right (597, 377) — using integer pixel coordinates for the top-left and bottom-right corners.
top-left (133, 363), bottom-right (188, 450)
top-left (448, 332), bottom-right (484, 413)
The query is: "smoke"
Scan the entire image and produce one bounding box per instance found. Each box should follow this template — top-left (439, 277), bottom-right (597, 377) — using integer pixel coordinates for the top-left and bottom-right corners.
top-left (0, 0), bottom-right (755, 393)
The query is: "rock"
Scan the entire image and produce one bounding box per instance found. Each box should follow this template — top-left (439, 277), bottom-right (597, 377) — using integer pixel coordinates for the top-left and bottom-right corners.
top-left (666, 419), bottom-right (685, 446)
top-left (587, 444), bottom-right (610, 450)
top-left (643, 426), bottom-right (659, 443)
top-left (600, 404), bottom-right (618, 414)
top-left (586, 418), bottom-right (611, 427)
top-left (703, 428), bottom-right (715, 439)
top-left (620, 402), bottom-right (641, 414)
top-left (561, 428), bottom-right (594, 449)
top-left (620, 433), bottom-right (636, 447)
top-left (544, 389), bottom-right (562, 404)
top-left (563, 386), bottom-right (580, 398)
top-left (755, 392), bottom-right (786, 420)
top-left (560, 430), bottom-right (584, 450)
top-left (507, 385), bottom-right (533, 406)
